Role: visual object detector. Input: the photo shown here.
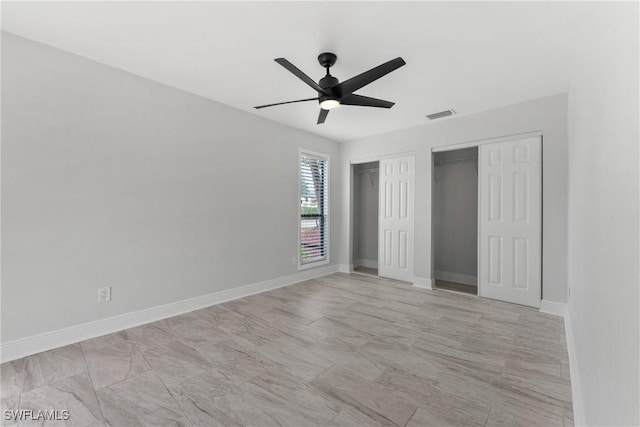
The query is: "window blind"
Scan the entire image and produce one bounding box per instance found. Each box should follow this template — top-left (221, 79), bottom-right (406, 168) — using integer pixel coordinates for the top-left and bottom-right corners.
top-left (300, 153), bottom-right (328, 265)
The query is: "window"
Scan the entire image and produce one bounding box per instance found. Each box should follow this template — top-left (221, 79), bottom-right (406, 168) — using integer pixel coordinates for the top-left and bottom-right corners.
top-left (299, 151), bottom-right (329, 267)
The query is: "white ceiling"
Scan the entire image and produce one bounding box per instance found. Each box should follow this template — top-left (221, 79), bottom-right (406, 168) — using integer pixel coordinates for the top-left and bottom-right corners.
top-left (2, 1), bottom-right (584, 142)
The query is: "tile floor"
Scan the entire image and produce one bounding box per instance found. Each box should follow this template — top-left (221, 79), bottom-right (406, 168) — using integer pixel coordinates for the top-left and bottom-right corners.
top-left (0, 273), bottom-right (573, 426)
top-left (352, 266), bottom-right (378, 276)
top-left (434, 279), bottom-right (478, 296)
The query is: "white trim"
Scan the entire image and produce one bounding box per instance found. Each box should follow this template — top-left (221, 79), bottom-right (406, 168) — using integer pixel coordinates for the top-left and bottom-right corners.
top-left (338, 264), bottom-right (353, 273)
top-left (0, 265), bottom-right (339, 363)
top-left (434, 270), bottom-right (478, 286)
top-left (564, 312), bottom-right (585, 426)
top-left (354, 258), bottom-right (378, 269)
top-left (298, 259), bottom-right (330, 270)
top-left (412, 277), bottom-right (433, 289)
top-left (539, 300), bottom-right (568, 317)
top-left (431, 130), bottom-right (543, 152)
top-left (349, 151), bottom-right (416, 165)
top-left (299, 148), bottom-right (330, 162)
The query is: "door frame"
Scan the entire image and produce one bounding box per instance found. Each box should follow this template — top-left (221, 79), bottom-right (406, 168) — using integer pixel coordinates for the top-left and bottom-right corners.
top-left (431, 131), bottom-right (542, 153)
top-left (349, 151), bottom-right (416, 280)
top-left (430, 130), bottom-right (542, 300)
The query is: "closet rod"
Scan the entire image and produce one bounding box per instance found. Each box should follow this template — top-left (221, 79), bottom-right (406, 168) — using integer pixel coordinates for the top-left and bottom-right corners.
top-left (357, 168), bottom-right (379, 174)
top-left (434, 157), bottom-right (477, 166)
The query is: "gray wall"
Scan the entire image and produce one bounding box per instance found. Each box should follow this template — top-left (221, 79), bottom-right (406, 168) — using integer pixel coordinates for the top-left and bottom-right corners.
top-left (566, 3), bottom-right (639, 425)
top-left (1, 33), bottom-right (341, 342)
top-left (353, 162), bottom-right (378, 266)
top-left (433, 148), bottom-right (478, 280)
top-left (339, 93), bottom-right (568, 303)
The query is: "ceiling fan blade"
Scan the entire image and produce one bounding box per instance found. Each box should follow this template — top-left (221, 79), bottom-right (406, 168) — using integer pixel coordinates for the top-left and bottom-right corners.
top-left (254, 97), bottom-right (319, 109)
top-left (340, 94), bottom-right (395, 108)
top-left (275, 58), bottom-right (328, 95)
top-left (317, 109), bottom-right (329, 124)
top-left (335, 57), bottom-right (406, 96)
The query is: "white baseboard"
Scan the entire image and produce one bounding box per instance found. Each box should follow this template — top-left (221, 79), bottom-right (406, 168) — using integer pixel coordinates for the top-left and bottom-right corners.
top-left (434, 270), bottom-right (478, 286)
top-left (539, 300), bottom-right (568, 317)
top-left (338, 264), bottom-right (353, 273)
top-left (412, 277), bottom-right (433, 289)
top-left (564, 310), bottom-right (585, 426)
top-left (353, 259), bottom-right (378, 269)
top-left (0, 265), bottom-right (339, 363)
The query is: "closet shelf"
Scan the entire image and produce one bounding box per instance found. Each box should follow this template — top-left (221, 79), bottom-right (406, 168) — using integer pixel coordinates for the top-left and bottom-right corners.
top-left (434, 157), bottom-right (477, 166)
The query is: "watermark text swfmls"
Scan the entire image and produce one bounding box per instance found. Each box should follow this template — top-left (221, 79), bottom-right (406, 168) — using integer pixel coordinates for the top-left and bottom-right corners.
top-left (3, 409), bottom-right (69, 421)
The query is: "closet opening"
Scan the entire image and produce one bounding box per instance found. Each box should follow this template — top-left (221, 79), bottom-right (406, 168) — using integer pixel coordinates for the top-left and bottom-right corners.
top-left (352, 161), bottom-right (379, 276)
top-left (432, 147), bottom-right (478, 295)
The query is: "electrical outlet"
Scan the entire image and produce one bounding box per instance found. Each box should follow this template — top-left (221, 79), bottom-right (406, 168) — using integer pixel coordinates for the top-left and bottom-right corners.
top-left (98, 286), bottom-right (111, 303)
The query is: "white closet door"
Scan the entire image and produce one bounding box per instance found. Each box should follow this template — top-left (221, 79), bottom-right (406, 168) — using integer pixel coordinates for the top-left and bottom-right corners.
top-left (379, 156), bottom-right (415, 282)
top-left (479, 137), bottom-right (541, 308)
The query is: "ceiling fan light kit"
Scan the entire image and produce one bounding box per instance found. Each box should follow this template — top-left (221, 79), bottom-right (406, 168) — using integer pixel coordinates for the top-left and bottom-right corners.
top-left (255, 52), bottom-right (406, 124)
top-left (320, 99), bottom-right (340, 110)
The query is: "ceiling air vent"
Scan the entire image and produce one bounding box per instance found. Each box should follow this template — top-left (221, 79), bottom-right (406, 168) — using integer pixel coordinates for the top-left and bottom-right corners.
top-left (426, 109), bottom-right (455, 120)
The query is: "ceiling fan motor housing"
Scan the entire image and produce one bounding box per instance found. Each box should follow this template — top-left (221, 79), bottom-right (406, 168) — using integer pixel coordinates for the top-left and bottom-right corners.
top-left (318, 74), bottom-right (340, 104)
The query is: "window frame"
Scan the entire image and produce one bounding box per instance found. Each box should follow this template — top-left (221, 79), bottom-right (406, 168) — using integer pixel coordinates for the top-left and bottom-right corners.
top-left (298, 149), bottom-right (330, 270)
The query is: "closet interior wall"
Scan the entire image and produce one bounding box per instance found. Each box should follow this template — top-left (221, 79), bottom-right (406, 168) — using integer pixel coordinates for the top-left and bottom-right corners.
top-left (353, 161), bottom-right (379, 270)
top-left (433, 147), bottom-right (479, 287)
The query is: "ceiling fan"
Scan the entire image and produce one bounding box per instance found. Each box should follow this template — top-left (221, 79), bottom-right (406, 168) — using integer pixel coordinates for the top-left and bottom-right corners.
top-left (254, 52), bottom-right (406, 124)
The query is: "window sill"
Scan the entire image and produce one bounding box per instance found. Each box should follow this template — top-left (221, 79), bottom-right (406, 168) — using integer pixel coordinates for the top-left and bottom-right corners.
top-left (298, 259), bottom-right (330, 270)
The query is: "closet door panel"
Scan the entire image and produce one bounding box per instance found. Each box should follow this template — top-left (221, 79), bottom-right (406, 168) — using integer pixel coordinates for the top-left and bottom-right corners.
top-left (378, 156), bottom-right (415, 282)
top-left (479, 137), bottom-right (541, 308)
